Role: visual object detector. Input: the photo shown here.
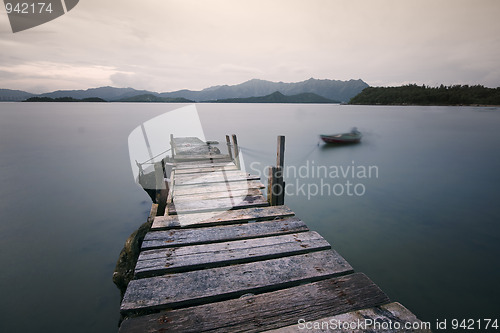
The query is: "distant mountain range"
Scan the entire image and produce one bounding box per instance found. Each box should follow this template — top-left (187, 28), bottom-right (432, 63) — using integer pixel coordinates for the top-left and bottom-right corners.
top-left (0, 78), bottom-right (368, 102)
top-left (209, 91), bottom-right (339, 103)
top-left (0, 89), bottom-right (36, 101)
top-left (158, 78), bottom-right (367, 102)
top-left (117, 94), bottom-right (194, 103)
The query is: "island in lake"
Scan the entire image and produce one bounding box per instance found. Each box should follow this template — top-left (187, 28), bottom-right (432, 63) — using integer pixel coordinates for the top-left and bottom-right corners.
top-left (349, 84), bottom-right (500, 106)
top-left (24, 96), bottom-right (107, 102)
top-left (204, 91), bottom-right (339, 103)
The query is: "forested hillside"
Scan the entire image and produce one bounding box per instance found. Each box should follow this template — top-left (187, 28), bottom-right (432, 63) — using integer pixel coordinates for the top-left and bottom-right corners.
top-left (349, 84), bottom-right (500, 106)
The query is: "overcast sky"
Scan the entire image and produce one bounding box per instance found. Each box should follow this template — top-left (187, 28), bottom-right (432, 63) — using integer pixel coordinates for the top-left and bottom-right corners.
top-left (1, 0), bottom-right (499, 93)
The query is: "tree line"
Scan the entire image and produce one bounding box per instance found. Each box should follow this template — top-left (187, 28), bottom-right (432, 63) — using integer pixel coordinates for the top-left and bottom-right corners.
top-left (349, 84), bottom-right (500, 106)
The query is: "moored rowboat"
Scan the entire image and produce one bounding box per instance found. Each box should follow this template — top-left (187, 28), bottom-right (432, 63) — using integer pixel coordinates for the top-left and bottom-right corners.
top-left (320, 128), bottom-right (362, 144)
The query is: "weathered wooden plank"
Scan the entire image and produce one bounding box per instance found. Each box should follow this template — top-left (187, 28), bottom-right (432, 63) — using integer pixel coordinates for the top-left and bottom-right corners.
top-left (167, 195), bottom-right (268, 214)
top-left (174, 145), bottom-right (211, 155)
top-left (173, 154), bottom-right (231, 162)
top-left (172, 137), bottom-right (218, 155)
top-left (267, 302), bottom-right (431, 333)
top-left (174, 172), bottom-right (260, 186)
top-left (172, 180), bottom-right (265, 196)
top-left (174, 169), bottom-right (245, 180)
top-left (144, 217), bottom-right (307, 249)
top-left (136, 231), bottom-right (329, 277)
top-left (173, 188), bottom-right (263, 202)
top-left (173, 170), bottom-right (253, 183)
top-left (172, 137), bottom-right (207, 146)
top-left (174, 169), bottom-right (248, 179)
top-left (120, 249), bottom-right (354, 315)
top-left (152, 205), bottom-right (295, 230)
top-left (173, 165), bottom-right (238, 174)
top-left (118, 273), bottom-right (388, 333)
top-left (173, 160), bottom-right (236, 169)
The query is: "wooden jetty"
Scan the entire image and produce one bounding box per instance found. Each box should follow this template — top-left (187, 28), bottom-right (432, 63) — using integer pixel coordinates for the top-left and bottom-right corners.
top-left (118, 136), bottom-right (430, 332)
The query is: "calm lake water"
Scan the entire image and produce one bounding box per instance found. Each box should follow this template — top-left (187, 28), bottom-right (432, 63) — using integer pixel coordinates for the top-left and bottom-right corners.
top-left (0, 102), bottom-right (499, 332)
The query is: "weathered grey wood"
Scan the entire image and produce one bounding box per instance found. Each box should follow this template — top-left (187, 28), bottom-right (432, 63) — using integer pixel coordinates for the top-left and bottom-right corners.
top-left (267, 165), bottom-right (273, 204)
top-left (173, 165), bottom-right (238, 175)
top-left (136, 231), bottom-right (329, 277)
top-left (174, 172), bottom-right (260, 186)
top-left (173, 188), bottom-right (263, 202)
top-left (144, 217), bottom-right (307, 249)
top-left (275, 166), bottom-right (285, 205)
top-left (151, 205), bottom-right (295, 229)
top-left (172, 137), bottom-right (207, 146)
top-left (232, 134), bottom-right (240, 169)
top-left (118, 136), bottom-right (422, 333)
top-left (164, 170), bottom-right (175, 206)
top-left (175, 145), bottom-right (211, 155)
top-left (119, 273), bottom-right (388, 333)
top-left (167, 195), bottom-right (268, 214)
top-left (268, 166), bottom-right (285, 206)
top-left (276, 135), bottom-right (285, 168)
top-left (268, 302), bottom-right (431, 333)
top-left (173, 160), bottom-right (236, 169)
top-left (175, 170), bottom-right (254, 185)
top-left (174, 169), bottom-right (251, 182)
top-left (173, 180), bottom-right (265, 196)
top-left (169, 133), bottom-right (174, 158)
top-left (172, 137), bottom-right (213, 155)
top-left (173, 154), bottom-right (231, 162)
top-left (226, 135), bottom-right (233, 161)
top-left (121, 249), bottom-right (354, 315)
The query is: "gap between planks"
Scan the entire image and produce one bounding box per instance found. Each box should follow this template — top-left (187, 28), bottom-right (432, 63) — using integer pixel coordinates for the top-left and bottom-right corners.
top-left (172, 180), bottom-right (265, 197)
top-left (143, 217), bottom-right (308, 250)
top-left (166, 195), bottom-right (268, 215)
top-left (118, 273), bottom-right (390, 333)
top-left (136, 231), bottom-right (330, 278)
top-left (121, 249), bottom-right (354, 315)
top-left (152, 205), bottom-right (295, 229)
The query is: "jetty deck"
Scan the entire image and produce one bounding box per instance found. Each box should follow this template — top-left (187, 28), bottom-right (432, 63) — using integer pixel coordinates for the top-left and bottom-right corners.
top-left (118, 136), bottom-right (429, 332)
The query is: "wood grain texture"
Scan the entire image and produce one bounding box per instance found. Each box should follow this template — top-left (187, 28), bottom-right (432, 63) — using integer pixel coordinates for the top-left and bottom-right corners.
top-left (173, 155), bottom-right (232, 162)
top-left (166, 195), bottom-right (269, 214)
top-left (174, 172), bottom-right (260, 186)
top-left (267, 302), bottom-right (431, 333)
top-left (136, 231), bottom-right (329, 277)
top-left (173, 160), bottom-right (236, 169)
top-left (174, 170), bottom-right (249, 181)
top-left (172, 180), bottom-right (265, 196)
top-left (173, 165), bottom-right (238, 174)
top-left (118, 273), bottom-right (389, 333)
top-left (120, 250), bottom-right (354, 315)
top-left (144, 217), bottom-right (307, 250)
top-left (172, 188), bottom-right (263, 202)
top-left (151, 205), bottom-right (295, 230)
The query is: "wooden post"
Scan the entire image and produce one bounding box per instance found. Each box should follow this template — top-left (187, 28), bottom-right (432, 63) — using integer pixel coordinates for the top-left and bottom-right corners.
top-left (225, 135), bottom-right (233, 161)
top-left (161, 159), bottom-right (166, 178)
top-left (170, 134), bottom-right (174, 159)
top-left (268, 136), bottom-right (285, 206)
top-left (267, 166), bottom-right (274, 205)
top-left (276, 135), bottom-right (285, 169)
top-left (155, 162), bottom-right (167, 215)
top-left (232, 134), bottom-right (240, 170)
top-left (275, 135), bottom-right (285, 205)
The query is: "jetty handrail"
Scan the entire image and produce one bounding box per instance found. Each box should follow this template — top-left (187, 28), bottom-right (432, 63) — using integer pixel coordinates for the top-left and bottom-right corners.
top-left (137, 147), bottom-right (172, 166)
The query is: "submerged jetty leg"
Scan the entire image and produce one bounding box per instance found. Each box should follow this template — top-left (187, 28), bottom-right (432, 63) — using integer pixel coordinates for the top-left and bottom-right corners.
top-left (115, 135), bottom-right (429, 332)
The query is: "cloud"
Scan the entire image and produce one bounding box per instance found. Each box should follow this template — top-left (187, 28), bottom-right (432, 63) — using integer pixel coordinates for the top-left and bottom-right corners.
top-left (0, 61), bottom-right (131, 92)
top-left (1, 0), bottom-right (499, 91)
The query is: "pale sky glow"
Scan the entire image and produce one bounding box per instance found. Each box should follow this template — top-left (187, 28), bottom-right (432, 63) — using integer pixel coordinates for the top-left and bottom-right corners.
top-left (1, 0), bottom-right (499, 93)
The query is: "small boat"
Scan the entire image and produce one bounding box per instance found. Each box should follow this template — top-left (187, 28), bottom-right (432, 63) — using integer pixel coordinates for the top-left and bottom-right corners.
top-left (320, 128), bottom-right (362, 144)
